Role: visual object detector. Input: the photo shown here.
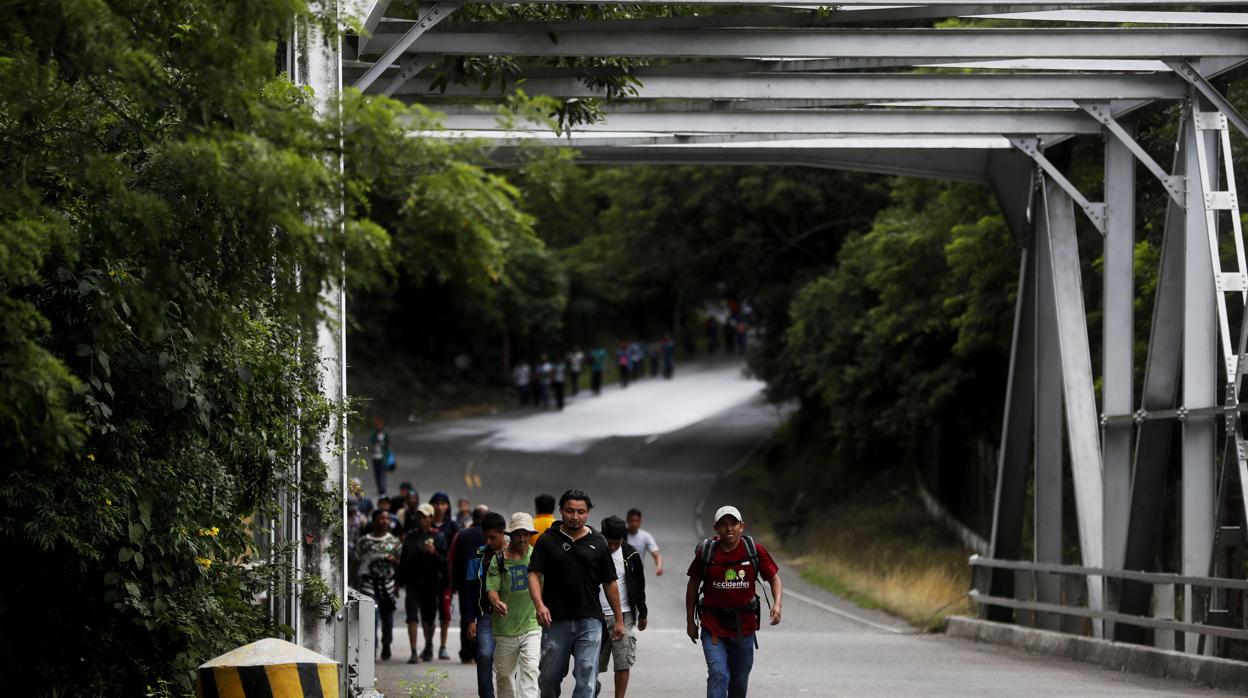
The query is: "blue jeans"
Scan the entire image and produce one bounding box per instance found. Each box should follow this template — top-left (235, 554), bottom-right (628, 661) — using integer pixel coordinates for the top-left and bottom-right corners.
top-left (477, 614), bottom-right (496, 698)
top-left (539, 617), bottom-right (603, 698)
top-left (702, 629), bottom-right (754, 698)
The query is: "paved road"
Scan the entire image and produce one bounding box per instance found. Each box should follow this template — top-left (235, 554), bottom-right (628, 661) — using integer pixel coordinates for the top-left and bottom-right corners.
top-left (360, 360), bottom-right (1224, 696)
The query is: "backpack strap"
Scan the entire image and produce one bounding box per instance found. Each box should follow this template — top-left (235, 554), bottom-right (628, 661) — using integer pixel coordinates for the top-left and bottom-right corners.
top-left (741, 535), bottom-right (760, 571)
top-left (699, 537), bottom-right (716, 578)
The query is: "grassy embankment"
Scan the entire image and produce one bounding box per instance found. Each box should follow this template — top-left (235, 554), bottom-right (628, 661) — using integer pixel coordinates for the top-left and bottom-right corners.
top-left (739, 418), bottom-right (975, 631)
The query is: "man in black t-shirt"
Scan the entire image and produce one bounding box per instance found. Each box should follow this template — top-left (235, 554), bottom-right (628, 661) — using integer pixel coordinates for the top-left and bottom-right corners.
top-left (529, 489), bottom-right (625, 698)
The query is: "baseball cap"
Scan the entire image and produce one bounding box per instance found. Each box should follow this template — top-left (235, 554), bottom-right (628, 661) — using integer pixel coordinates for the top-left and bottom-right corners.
top-left (416, 503), bottom-right (435, 518)
top-left (505, 512), bottom-right (538, 535)
top-left (714, 505), bottom-right (743, 524)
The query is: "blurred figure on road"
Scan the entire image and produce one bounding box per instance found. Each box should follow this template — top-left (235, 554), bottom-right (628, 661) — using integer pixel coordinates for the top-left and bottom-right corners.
top-left (552, 357), bottom-right (567, 411)
top-left (529, 489), bottom-right (625, 698)
top-left (568, 347), bottom-right (584, 397)
top-left (628, 341), bottom-right (644, 382)
top-left (686, 506), bottom-right (784, 698)
top-left (369, 417), bottom-right (392, 496)
top-left (488, 513), bottom-right (542, 698)
top-left (469, 512), bottom-right (510, 698)
top-left (357, 510), bottom-right (400, 660)
top-left (590, 346), bottom-right (608, 395)
top-left (536, 355), bottom-right (553, 409)
top-left (617, 344), bottom-right (630, 389)
top-left (648, 341), bottom-right (661, 377)
top-left (449, 504), bottom-right (490, 664)
top-left (531, 494), bottom-right (556, 544)
top-left (625, 509), bottom-right (663, 576)
top-left (596, 516), bottom-right (648, 698)
top-left (400, 503), bottom-right (449, 663)
top-left (375, 497), bottom-right (402, 537)
top-left (662, 337), bottom-right (675, 380)
top-left (514, 361), bottom-right (532, 407)
top-left (456, 497), bottom-right (473, 529)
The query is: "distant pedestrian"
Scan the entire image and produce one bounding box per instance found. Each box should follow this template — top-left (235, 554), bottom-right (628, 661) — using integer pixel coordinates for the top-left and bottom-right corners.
top-left (399, 503), bottom-right (449, 663)
top-left (531, 493), bottom-right (556, 544)
top-left (514, 362), bottom-right (532, 407)
top-left (357, 510), bottom-right (400, 660)
top-left (686, 506), bottom-right (783, 698)
top-left (537, 355), bottom-right (553, 408)
top-left (628, 342), bottom-right (644, 381)
top-left (430, 491), bottom-right (460, 659)
top-left (568, 348), bottom-right (585, 397)
top-left (449, 505), bottom-right (491, 664)
top-left (375, 497), bottom-right (402, 537)
top-left (469, 512), bottom-right (510, 698)
top-left (705, 316), bottom-right (719, 354)
top-left (662, 337), bottom-right (675, 380)
top-left (488, 513), bottom-right (542, 698)
top-left (529, 489), bottom-right (626, 698)
top-left (590, 347), bottom-right (608, 395)
top-left (625, 508), bottom-right (663, 576)
top-left (596, 516), bottom-right (648, 698)
top-left (722, 317), bottom-right (737, 355)
top-left (617, 345), bottom-right (630, 389)
top-left (456, 497), bottom-right (474, 529)
top-left (552, 358), bottom-right (566, 411)
top-left (368, 417), bottom-right (392, 496)
top-left (347, 497), bottom-right (369, 589)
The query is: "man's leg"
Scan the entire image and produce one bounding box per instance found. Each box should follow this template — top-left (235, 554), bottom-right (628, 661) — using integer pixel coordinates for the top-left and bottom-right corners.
top-left (569, 618), bottom-right (603, 698)
top-left (517, 629), bottom-right (542, 698)
top-left (494, 634), bottom-right (521, 698)
top-left (439, 588), bottom-right (452, 658)
top-left (725, 635), bottom-right (754, 698)
top-left (539, 618), bottom-right (575, 698)
top-left (372, 459), bottom-right (386, 496)
top-left (459, 593), bottom-right (478, 662)
top-left (613, 612), bottom-right (637, 698)
top-left (701, 630), bottom-right (729, 698)
top-left (476, 615), bottom-right (496, 698)
top-left (614, 669), bottom-right (629, 697)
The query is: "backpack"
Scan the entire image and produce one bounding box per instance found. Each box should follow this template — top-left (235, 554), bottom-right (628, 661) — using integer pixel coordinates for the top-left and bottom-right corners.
top-left (696, 535), bottom-right (772, 646)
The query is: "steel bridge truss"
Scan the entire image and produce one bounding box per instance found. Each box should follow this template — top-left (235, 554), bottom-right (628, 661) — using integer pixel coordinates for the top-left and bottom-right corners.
top-left (345, 0), bottom-right (1248, 655)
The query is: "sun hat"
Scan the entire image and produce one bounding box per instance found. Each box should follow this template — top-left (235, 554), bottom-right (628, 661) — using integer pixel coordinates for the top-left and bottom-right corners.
top-left (505, 512), bottom-right (538, 535)
top-left (714, 505), bottom-right (743, 524)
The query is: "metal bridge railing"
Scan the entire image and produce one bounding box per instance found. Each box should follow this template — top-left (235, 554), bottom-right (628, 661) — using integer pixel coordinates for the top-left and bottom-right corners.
top-left (969, 555), bottom-right (1248, 648)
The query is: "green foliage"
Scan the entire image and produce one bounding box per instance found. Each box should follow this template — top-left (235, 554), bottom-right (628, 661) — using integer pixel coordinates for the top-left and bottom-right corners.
top-left (0, 2), bottom-right (381, 693)
top-left (780, 180), bottom-right (1017, 480)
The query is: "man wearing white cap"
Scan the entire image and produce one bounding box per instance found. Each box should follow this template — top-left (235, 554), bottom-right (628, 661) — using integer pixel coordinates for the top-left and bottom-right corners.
top-left (488, 512), bottom-right (542, 698)
top-left (685, 505), bottom-right (783, 698)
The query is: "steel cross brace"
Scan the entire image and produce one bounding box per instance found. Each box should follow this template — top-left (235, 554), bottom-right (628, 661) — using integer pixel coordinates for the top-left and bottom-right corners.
top-left (1165, 60), bottom-right (1248, 140)
top-left (1009, 137), bottom-right (1107, 234)
top-left (354, 3), bottom-right (457, 92)
top-left (1078, 101), bottom-right (1186, 206)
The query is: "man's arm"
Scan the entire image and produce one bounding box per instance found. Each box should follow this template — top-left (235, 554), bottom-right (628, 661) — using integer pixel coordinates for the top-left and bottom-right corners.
top-left (604, 580), bottom-right (625, 641)
top-left (528, 571), bottom-right (551, 627)
top-left (651, 548), bottom-right (664, 576)
top-left (767, 572), bottom-right (783, 625)
top-left (685, 576), bottom-right (700, 643)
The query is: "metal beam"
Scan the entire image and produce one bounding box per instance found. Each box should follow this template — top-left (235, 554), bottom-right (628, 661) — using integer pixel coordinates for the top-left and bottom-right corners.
top-left (435, 109), bottom-right (1101, 135)
top-left (427, 0), bottom-right (1248, 6)
top-left (1117, 127), bottom-right (1187, 644)
top-left (353, 2), bottom-right (456, 91)
top-left (1040, 176), bottom-right (1107, 634)
top-left (978, 9), bottom-right (1248, 25)
top-left (367, 28), bottom-right (1248, 60)
top-left (1079, 101), bottom-right (1185, 205)
top-left (356, 0), bottom-right (393, 54)
top-left (1035, 197), bottom-right (1065, 632)
top-left (988, 150), bottom-right (1038, 245)
top-left (395, 72), bottom-right (1187, 102)
top-left (1011, 137), bottom-right (1106, 233)
top-left (1182, 100), bottom-right (1219, 653)
top-left (1102, 121), bottom-right (1136, 579)
top-left (1167, 60), bottom-right (1248, 140)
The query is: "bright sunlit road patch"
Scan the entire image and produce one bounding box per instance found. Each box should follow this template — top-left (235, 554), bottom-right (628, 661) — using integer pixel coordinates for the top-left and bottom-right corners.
top-left (414, 362), bottom-right (766, 454)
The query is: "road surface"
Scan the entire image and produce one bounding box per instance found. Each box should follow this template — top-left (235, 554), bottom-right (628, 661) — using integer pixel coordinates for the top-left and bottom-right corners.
top-left (358, 360), bottom-right (1224, 696)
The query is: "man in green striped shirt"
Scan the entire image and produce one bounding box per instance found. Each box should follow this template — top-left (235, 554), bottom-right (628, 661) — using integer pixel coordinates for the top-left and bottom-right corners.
top-left (487, 513), bottom-right (541, 698)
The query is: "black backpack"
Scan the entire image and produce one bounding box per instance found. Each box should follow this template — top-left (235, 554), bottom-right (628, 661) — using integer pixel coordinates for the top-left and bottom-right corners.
top-left (696, 535), bottom-right (772, 645)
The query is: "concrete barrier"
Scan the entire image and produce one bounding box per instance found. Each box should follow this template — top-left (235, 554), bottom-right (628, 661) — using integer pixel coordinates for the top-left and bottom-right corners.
top-left (197, 638), bottom-right (339, 698)
top-left (946, 616), bottom-right (1248, 692)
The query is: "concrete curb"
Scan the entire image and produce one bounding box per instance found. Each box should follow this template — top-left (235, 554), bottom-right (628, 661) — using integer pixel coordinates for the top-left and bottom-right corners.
top-left (946, 616), bottom-right (1248, 692)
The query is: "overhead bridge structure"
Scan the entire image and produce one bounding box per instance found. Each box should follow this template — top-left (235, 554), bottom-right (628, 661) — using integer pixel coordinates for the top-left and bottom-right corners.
top-left (331, 0), bottom-right (1248, 674)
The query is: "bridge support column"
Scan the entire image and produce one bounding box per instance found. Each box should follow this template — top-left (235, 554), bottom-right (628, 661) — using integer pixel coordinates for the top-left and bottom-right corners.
top-left (1035, 193), bottom-right (1064, 632)
top-left (1181, 98), bottom-right (1220, 654)
top-left (1039, 177), bottom-right (1106, 636)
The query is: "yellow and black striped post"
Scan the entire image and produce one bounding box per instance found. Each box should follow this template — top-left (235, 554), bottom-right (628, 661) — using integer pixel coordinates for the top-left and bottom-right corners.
top-left (197, 638), bottom-right (339, 698)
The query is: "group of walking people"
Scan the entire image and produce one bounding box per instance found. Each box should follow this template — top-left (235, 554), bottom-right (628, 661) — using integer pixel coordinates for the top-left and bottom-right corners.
top-left (513, 339), bottom-right (678, 410)
top-left (356, 482), bottom-right (782, 698)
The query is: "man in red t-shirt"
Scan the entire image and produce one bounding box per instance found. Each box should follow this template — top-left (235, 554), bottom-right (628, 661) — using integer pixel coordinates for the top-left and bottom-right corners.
top-left (686, 505), bottom-right (783, 698)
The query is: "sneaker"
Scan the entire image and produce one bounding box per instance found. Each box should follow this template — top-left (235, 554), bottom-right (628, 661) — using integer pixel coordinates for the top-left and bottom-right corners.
top-left (381, 645), bottom-right (391, 661)
top-left (420, 646), bottom-right (433, 662)
top-left (438, 647), bottom-right (450, 660)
